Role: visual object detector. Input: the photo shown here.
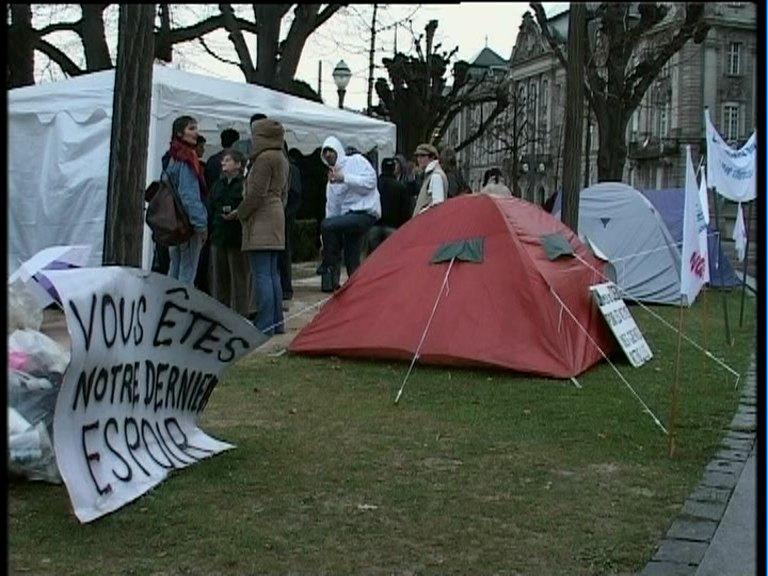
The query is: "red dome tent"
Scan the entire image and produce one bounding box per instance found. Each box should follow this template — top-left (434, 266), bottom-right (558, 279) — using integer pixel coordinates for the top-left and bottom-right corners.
top-left (290, 195), bottom-right (616, 378)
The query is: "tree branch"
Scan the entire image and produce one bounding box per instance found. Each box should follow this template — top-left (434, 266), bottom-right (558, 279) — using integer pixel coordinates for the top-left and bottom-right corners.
top-left (37, 20), bottom-right (81, 37)
top-left (198, 37), bottom-right (240, 67)
top-left (162, 12), bottom-right (260, 46)
top-left (530, 3), bottom-right (568, 69)
top-left (311, 4), bottom-right (344, 33)
top-left (626, 4), bottom-right (708, 111)
top-left (35, 38), bottom-right (85, 77)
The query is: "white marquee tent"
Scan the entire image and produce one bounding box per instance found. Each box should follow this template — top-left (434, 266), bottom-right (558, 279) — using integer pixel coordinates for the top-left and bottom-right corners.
top-left (8, 65), bottom-right (397, 274)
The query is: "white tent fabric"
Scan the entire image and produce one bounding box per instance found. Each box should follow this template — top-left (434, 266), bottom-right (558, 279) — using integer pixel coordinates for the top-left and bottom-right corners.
top-left (8, 65), bottom-right (397, 274)
top-left (556, 183), bottom-right (683, 305)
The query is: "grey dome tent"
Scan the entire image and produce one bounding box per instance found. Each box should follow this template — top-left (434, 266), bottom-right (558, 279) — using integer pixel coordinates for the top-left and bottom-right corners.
top-left (554, 182), bottom-right (683, 305)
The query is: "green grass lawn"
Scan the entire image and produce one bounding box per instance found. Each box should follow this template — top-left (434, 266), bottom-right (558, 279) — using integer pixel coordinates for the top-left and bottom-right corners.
top-left (10, 289), bottom-right (756, 576)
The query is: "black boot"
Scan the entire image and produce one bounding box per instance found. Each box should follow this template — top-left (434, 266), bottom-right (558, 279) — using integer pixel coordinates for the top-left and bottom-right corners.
top-left (321, 266), bottom-right (340, 293)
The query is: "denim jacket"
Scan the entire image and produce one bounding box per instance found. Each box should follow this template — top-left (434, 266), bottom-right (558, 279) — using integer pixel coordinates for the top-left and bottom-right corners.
top-left (163, 158), bottom-right (208, 232)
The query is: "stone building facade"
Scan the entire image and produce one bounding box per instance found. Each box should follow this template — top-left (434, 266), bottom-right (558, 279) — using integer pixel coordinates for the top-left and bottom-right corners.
top-left (446, 3), bottom-right (757, 209)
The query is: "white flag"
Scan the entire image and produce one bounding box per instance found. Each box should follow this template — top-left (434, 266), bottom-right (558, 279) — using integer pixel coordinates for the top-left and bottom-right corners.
top-left (732, 203), bottom-right (747, 262)
top-left (681, 146), bottom-right (708, 306)
top-left (704, 109), bottom-right (757, 203)
top-left (698, 172), bottom-right (710, 225)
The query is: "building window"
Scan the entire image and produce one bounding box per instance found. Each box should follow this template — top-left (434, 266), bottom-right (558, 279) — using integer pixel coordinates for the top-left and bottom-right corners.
top-left (727, 42), bottom-right (741, 75)
top-left (541, 79), bottom-right (549, 117)
top-left (659, 105), bottom-right (669, 138)
top-left (723, 104), bottom-right (740, 142)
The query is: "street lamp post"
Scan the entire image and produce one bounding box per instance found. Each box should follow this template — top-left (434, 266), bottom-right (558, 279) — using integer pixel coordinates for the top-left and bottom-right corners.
top-left (332, 60), bottom-right (352, 109)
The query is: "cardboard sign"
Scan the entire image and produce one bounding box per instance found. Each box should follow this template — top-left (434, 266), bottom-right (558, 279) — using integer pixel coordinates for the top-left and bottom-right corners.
top-left (40, 267), bottom-right (267, 523)
top-left (590, 282), bottom-right (653, 368)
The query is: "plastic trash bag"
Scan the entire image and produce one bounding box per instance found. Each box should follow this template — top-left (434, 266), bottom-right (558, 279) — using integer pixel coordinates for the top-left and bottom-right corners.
top-left (8, 280), bottom-right (44, 334)
top-left (7, 330), bottom-right (69, 484)
top-left (8, 329), bottom-right (70, 377)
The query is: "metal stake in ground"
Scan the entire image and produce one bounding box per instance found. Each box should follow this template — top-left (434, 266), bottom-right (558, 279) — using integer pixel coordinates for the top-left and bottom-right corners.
top-left (669, 296), bottom-right (686, 458)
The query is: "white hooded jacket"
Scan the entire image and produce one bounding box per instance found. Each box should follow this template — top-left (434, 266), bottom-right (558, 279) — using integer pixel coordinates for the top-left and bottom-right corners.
top-left (321, 136), bottom-right (382, 219)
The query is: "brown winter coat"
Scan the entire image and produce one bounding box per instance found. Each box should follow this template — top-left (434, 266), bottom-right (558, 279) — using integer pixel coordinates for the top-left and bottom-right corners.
top-left (238, 119), bottom-right (288, 251)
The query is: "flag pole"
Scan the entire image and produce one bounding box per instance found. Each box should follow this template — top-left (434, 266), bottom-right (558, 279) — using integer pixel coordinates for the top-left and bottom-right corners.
top-left (709, 187), bottom-right (734, 347)
top-left (669, 296), bottom-right (686, 458)
top-left (738, 200), bottom-right (753, 328)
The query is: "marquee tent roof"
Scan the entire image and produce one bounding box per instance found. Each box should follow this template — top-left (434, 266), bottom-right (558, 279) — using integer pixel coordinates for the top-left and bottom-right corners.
top-left (8, 65), bottom-right (396, 273)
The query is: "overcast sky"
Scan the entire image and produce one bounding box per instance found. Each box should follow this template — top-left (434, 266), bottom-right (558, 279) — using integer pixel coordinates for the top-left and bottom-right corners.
top-left (34, 3), bottom-right (568, 111)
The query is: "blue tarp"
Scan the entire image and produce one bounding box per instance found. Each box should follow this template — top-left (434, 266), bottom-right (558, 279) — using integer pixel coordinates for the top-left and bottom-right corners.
top-left (640, 189), bottom-right (740, 288)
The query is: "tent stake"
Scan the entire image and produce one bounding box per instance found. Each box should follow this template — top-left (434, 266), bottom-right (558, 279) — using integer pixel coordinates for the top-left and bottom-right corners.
top-left (669, 296), bottom-right (686, 458)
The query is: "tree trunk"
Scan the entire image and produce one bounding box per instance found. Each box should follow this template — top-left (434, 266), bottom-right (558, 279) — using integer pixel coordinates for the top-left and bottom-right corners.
top-left (103, 4), bottom-right (156, 267)
top-left (561, 3), bottom-right (585, 232)
top-left (80, 4), bottom-right (113, 71)
top-left (596, 110), bottom-right (630, 181)
top-left (254, 5), bottom-right (282, 88)
top-left (8, 4), bottom-right (35, 88)
top-left (366, 3), bottom-right (378, 115)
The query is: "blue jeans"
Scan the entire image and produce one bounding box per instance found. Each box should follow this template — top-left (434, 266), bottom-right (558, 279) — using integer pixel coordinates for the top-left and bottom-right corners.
top-left (248, 250), bottom-right (283, 336)
top-left (320, 212), bottom-right (378, 277)
top-left (168, 234), bottom-right (204, 286)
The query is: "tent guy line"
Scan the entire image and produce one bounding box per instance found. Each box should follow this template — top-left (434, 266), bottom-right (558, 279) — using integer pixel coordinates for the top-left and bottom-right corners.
top-left (608, 231), bottom-right (723, 264)
top-left (395, 256), bottom-right (456, 405)
top-left (548, 286), bottom-right (669, 435)
top-left (571, 252), bottom-right (741, 386)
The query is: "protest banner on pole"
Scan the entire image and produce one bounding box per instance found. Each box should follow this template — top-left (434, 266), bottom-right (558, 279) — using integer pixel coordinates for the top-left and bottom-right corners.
top-left (704, 109), bottom-right (756, 203)
top-left (681, 146), bottom-right (709, 307)
top-left (40, 267), bottom-right (267, 523)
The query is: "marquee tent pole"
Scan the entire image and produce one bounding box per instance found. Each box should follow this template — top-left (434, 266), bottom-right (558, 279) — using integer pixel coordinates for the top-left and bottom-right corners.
top-left (738, 200), bottom-right (753, 328)
top-left (709, 187), bottom-right (733, 347)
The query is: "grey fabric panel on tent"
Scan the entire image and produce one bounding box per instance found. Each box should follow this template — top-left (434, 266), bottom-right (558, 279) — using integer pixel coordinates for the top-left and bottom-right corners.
top-left (554, 183), bottom-right (682, 304)
top-left (431, 238), bottom-right (485, 263)
top-left (541, 233), bottom-right (575, 260)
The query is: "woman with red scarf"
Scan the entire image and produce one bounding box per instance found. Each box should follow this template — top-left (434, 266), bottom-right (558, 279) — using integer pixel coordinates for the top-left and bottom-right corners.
top-left (162, 115), bottom-right (209, 286)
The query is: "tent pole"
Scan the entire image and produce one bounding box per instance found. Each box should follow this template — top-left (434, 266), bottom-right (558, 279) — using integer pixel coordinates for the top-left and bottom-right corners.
top-left (669, 296), bottom-right (686, 458)
top-left (738, 200), bottom-right (753, 328)
top-left (709, 187), bottom-right (733, 347)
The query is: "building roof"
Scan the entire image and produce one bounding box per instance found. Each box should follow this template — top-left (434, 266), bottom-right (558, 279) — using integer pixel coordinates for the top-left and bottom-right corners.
top-left (469, 46), bottom-right (508, 68)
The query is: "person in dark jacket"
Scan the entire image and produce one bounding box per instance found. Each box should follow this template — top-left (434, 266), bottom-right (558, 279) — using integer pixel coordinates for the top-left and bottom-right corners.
top-left (278, 145), bottom-right (303, 307)
top-left (208, 149), bottom-right (249, 317)
top-left (440, 146), bottom-right (470, 199)
top-left (205, 128), bottom-right (240, 189)
top-left (367, 157), bottom-right (412, 253)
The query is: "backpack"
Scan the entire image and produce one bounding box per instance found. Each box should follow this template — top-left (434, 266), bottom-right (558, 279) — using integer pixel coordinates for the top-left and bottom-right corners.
top-left (144, 169), bottom-right (194, 246)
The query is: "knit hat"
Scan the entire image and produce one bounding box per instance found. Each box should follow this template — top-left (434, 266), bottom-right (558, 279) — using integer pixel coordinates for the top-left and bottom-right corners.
top-left (414, 143), bottom-right (439, 158)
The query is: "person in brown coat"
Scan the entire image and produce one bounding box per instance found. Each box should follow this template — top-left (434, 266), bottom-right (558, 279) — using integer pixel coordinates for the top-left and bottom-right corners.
top-left (223, 119), bottom-right (288, 336)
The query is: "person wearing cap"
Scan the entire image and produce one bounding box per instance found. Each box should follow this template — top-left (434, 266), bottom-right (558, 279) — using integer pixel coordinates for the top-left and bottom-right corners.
top-left (412, 143), bottom-right (448, 216)
top-left (366, 157), bottom-right (412, 253)
top-left (317, 135), bottom-right (381, 292)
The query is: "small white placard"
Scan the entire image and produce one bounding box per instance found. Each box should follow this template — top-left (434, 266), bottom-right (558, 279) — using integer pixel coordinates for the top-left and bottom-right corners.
top-left (590, 282), bottom-right (653, 368)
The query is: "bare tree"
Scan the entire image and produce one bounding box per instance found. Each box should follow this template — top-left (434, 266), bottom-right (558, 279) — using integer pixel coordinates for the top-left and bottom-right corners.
top-left (103, 4), bottom-right (155, 266)
top-left (530, 2), bottom-right (709, 182)
top-left (373, 21), bottom-right (509, 156)
top-left (560, 3), bottom-right (585, 231)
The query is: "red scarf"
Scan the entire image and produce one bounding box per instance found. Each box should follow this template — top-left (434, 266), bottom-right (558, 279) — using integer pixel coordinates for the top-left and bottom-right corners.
top-left (169, 138), bottom-right (209, 200)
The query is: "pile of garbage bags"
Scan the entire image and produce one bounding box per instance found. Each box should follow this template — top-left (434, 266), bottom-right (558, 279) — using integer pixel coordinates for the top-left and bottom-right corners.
top-left (8, 281), bottom-right (69, 484)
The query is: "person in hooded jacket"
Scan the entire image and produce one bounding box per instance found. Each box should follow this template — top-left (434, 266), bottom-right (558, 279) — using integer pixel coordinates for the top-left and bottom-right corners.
top-left (223, 119), bottom-right (289, 336)
top-left (318, 136), bottom-right (382, 292)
